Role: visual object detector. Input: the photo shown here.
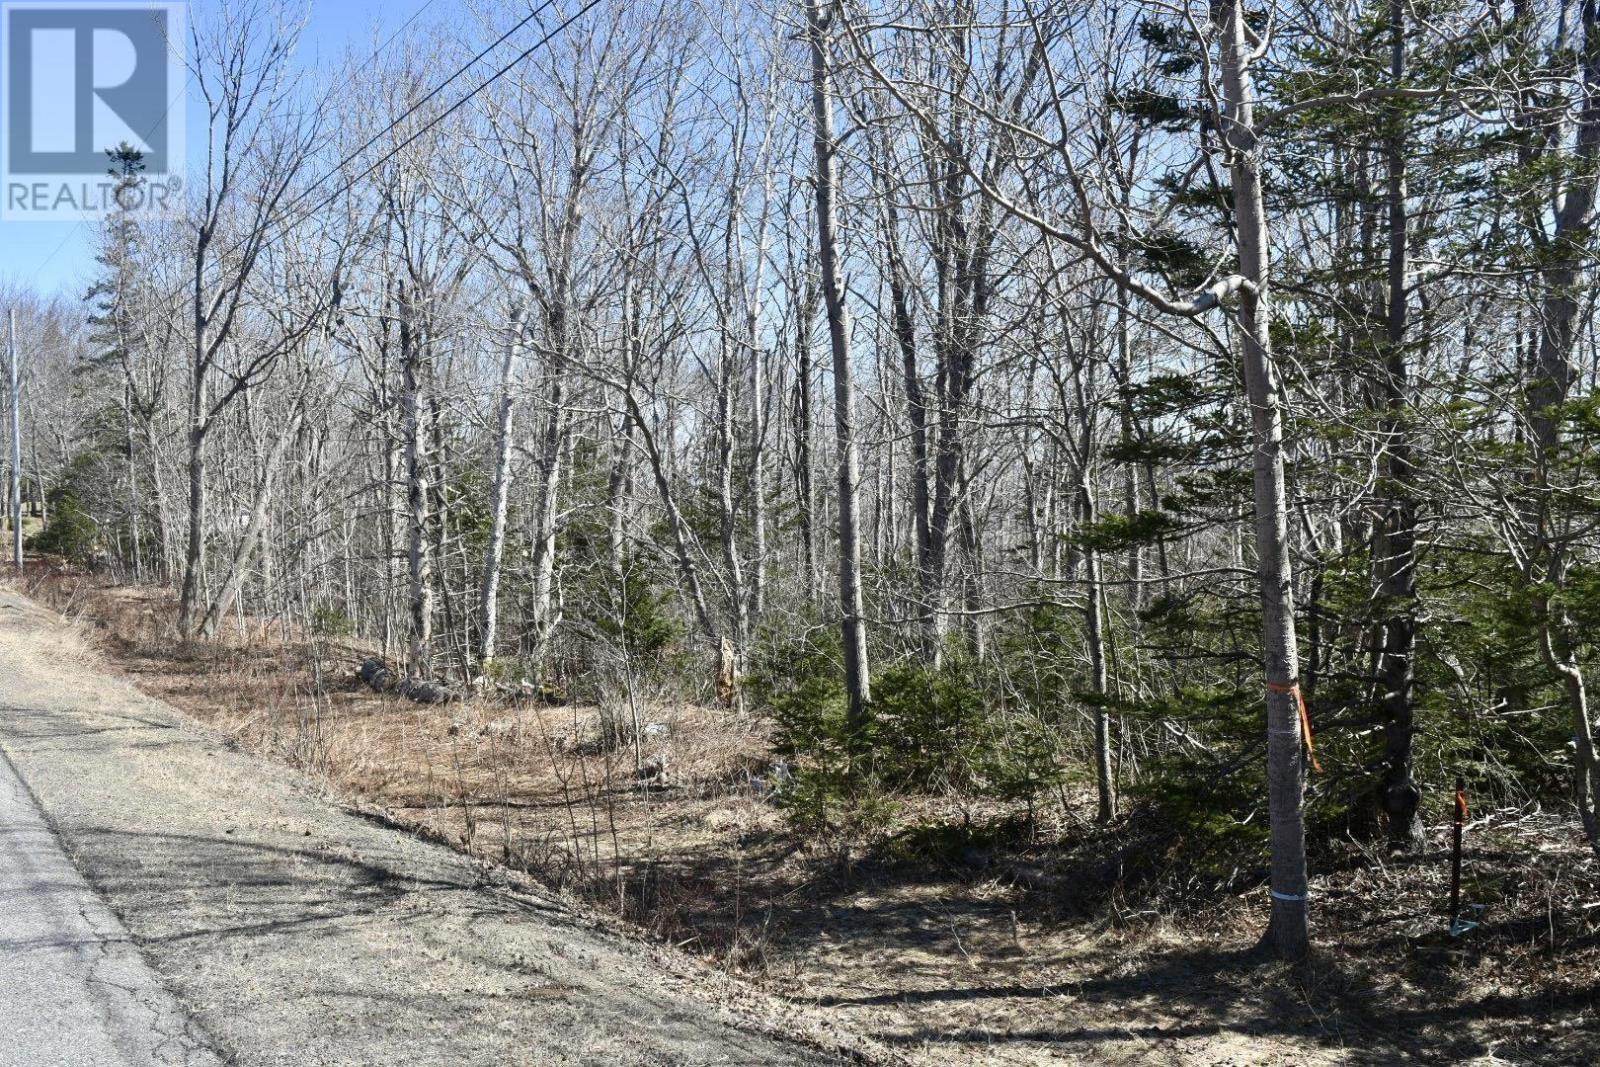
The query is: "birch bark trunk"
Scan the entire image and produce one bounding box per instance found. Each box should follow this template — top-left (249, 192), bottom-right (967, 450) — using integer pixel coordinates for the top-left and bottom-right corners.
top-left (527, 372), bottom-right (567, 666)
top-left (478, 307), bottom-right (524, 674)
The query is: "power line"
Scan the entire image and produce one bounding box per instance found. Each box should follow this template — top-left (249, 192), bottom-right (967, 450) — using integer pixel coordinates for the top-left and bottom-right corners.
top-left (37, 0), bottom-right (603, 295)
top-left (209, 1), bottom-right (601, 275)
top-left (278, 0), bottom-right (561, 229)
top-left (30, 0), bottom-right (447, 279)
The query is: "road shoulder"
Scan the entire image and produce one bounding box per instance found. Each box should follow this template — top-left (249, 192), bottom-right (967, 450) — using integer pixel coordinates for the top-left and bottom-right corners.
top-left (0, 590), bottom-right (862, 1067)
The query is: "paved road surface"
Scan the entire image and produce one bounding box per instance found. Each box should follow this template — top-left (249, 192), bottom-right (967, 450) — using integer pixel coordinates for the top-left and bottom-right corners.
top-left (0, 590), bottom-right (858, 1066)
top-left (0, 745), bottom-right (222, 1066)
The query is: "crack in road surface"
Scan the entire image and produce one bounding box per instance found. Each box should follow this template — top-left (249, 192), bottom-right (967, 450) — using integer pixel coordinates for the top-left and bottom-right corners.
top-left (0, 743), bottom-right (223, 1066)
top-left (0, 590), bottom-right (860, 1066)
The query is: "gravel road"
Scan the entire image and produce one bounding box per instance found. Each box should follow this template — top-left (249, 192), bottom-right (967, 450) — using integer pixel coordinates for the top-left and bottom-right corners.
top-left (0, 740), bottom-right (222, 1066)
top-left (0, 589), bottom-right (858, 1066)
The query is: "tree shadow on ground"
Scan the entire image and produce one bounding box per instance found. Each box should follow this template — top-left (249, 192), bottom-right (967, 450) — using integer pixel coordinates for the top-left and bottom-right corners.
top-left (545, 811), bottom-right (1598, 1066)
top-left (66, 826), bottom-right (575, 947)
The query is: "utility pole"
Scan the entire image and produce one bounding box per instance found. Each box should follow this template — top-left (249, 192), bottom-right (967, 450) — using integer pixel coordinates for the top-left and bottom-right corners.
top-left (8, 309), bottom-right (20, 572)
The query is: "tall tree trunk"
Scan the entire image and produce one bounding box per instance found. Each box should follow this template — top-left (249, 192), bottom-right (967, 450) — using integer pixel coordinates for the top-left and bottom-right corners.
top-left (1084, 523), bottom-right (1115, 825)
top-left (146, 416), bottom-right (172, 582)
top-left (478, 307), bottom-right (523, 674)
top-left (793, 275), bottom-right (820, 603)
top-left (5, 308), bottom-right (19, 573)
top-left (428, 390), bottom-right (467, 682)
top-left (627, 387), bottom-right (718, 641)
top-left (124, 382), bottom-right (143, 582)
top-left (1219, 0), bottom-right (1310, 960)
top-left (715, 334), bottom-right (751, 662)
top-left (1072, 357), bottom-right (1115, 823)
top-left (748, 335), bottom-right (768, 639)
top-left (1376, 0), bottom-right (1424, 851)
top-left (179, 239), bottom-right (210, 636)
top-left (1528, 0), bottom-right (1600, 853)
top-left (882, 188), bottom-right (940, 663)
top-left (379, 401), bottom-right (399, 661)
top-left (198, 403), bottom-right (304, 637)
top-left (26, 398), bottom-right (42, 522)
top-left (606, 412), bottom-right (632, 586)
top-left (178, 408), bottom-right (207, 635)
top-left (527, 375), bottom-right (567, 665)
top-left (957, 485), bottom-right (985, 659)
top-left (401, 290), bottom-right (433, 677)
top-left (807, 0), bottom-right (872, 732)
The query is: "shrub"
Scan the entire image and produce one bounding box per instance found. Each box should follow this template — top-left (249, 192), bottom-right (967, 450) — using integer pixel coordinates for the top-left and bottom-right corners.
top-left (32, 484), bottom-right (100, 565)
top-left (759, 634), bottom-right (1063, 834)
top-left (767, 673), bottom-right (893, 833)
top-left (596, 563), bottom-right (678, 661)
top-left (874, 657), bottom-right (1063, 797)
top-left (310, 603), bottom-right (355, 638)
top-left (870, 660), bottom-right (998, 792)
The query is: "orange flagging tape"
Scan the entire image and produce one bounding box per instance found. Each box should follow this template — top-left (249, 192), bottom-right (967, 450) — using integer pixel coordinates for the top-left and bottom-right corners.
top-left (1266, 679), bottom-right (1322, 773)
top-left (1455, 786), bottom-right (1468, 825)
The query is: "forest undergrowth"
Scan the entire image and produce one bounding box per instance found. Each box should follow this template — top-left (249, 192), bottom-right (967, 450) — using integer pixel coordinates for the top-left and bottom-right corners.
top-left (21, 565), bottom-right (1598, 1067)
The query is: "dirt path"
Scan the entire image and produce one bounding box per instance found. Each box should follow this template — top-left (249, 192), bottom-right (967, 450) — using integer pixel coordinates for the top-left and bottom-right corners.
top-left (0, 590), bottom-right (866, 1066)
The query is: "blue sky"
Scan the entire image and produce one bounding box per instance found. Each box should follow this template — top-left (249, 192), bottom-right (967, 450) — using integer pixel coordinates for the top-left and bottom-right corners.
top-left (0, 0), bottom-right (446, 299)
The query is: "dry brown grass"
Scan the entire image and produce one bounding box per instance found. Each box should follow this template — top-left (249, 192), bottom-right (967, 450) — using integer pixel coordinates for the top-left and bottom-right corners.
top-left (17, 565), bottom-right (1600, 1067)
